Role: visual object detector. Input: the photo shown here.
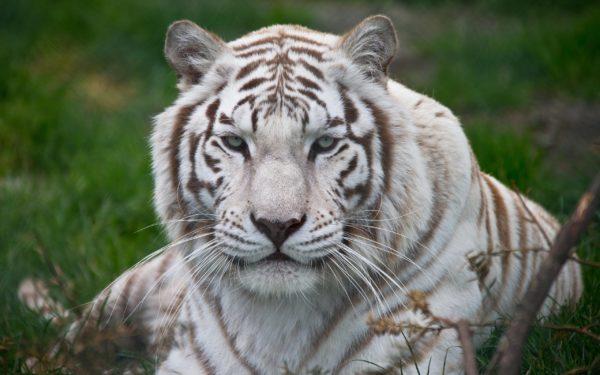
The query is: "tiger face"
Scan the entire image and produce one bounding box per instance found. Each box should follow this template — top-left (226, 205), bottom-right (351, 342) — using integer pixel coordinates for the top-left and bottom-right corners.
top-left (153, 17), bottom-right (419, 296)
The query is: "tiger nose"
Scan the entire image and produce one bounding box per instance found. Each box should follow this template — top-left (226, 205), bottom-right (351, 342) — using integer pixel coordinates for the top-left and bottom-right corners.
top-left (250, 214), bottom-right (307, 249)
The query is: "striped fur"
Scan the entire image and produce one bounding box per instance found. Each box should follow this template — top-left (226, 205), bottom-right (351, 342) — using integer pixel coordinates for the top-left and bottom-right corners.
top-left (58, 16), bottom-right (581, 374)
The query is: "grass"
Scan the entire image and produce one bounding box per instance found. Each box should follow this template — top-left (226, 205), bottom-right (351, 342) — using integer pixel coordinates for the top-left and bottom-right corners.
top-left (1, 0), bottom-right (598, 373)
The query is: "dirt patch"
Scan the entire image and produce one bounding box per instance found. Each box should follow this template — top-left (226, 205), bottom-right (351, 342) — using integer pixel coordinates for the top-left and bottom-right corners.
top-left (76, 72), bottom-right (137, 111)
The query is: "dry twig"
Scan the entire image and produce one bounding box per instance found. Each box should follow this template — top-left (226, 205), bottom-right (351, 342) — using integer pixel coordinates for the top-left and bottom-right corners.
top-left (455, 320), bottom-right (478, 375)
top-left (514, 188), bottom-right (553, 247)
top-left (368, 292), bottom-right (481, 375)
top-left (541, 323), bottom-right (599, 342)
top-left (486, 247), bottom-right (599, 268)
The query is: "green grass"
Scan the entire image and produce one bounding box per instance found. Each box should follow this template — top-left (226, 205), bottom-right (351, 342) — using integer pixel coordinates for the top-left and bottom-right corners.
top-left (1, 0), bottom-right (598, 373)
top-left (407, 3), bottom-right (600, 111)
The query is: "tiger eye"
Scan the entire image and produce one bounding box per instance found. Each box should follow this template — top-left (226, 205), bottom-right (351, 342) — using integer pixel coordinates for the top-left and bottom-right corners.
top-left (316, 135), bottom-right (334, 149)
top-left (225, 135), bottom-right (244, 148)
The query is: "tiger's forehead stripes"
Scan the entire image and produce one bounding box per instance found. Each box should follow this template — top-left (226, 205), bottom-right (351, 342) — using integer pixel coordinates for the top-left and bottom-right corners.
top-left (231, 33), bottom-right (328, 52)
top-left (225, 29), bottom-right (336, 131)
top-left (230, 27), bottom-right (331, 51)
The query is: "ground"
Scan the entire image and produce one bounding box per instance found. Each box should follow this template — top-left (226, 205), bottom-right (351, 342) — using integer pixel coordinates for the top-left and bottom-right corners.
top-left (0, 0), bottom-right (598, 373)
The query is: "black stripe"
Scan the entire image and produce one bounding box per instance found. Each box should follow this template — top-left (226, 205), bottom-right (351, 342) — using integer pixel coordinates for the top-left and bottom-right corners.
top-left (240, 77), bottom-right (269, 91)
top-left (296, 75), bottom-right (321, 91)
top-left (236, 60), bottom-right (264, 80)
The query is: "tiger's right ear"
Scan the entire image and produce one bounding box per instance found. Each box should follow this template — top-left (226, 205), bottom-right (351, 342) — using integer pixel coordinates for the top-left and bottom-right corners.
top-left (164, 20), bottom-right (227, 89)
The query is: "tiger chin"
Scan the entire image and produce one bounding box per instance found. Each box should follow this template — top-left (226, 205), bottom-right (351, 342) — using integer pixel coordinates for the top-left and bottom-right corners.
top-left (22, 15), bottom-right (582, 374)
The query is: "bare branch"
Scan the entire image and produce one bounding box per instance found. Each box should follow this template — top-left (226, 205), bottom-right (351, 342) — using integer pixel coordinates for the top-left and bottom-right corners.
top-left (455, 320), bottom-right (478, 375)
top-left (368, 296), bottom-right (598, 373)
top-left (486, 247), bottom-right (599, 269)
top-left (489, 173), bottom-right (600, 374)
top-left (541, 323), bottom-right (600, 342)
top-left (368, 293), bottom-right (482, 375)
top-left (569, 257), bottom-right (600, 268)
top-left (515, 188), bottom-right (552, 247)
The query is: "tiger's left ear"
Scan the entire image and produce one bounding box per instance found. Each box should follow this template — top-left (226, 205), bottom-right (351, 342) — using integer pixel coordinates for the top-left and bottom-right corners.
top-left (339, 15), bottom-right (398, 83)
top-left (164, 20), bottom-right (228, 89)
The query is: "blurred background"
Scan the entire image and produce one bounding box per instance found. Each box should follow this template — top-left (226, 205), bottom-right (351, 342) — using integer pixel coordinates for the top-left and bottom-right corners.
top-left (1, 0), bottom-right (598, 373)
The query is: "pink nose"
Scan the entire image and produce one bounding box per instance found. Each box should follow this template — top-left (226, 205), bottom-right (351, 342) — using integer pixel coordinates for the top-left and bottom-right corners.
top-left (250, 214), bottom-right (306, 248)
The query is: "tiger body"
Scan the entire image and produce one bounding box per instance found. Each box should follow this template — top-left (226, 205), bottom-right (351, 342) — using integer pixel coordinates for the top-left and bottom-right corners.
top-left (58, 17), bottom-right (582, 374)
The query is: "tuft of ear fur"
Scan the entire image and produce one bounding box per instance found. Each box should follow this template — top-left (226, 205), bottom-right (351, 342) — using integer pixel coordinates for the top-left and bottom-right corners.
top-left (164, 20), bottom-right (227, 90)
top-left (339, 15), bottom-right (398, 83)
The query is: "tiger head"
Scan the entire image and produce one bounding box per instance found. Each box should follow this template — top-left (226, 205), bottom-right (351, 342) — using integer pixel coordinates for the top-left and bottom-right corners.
top-left (152, 16), bottom-right (431, 297)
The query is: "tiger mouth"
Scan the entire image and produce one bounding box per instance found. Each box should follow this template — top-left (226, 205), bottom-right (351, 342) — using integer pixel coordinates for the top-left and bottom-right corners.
top-left (226, 252), bottom-right (331, 268)
top-left (263, 252), bottom-right (292, 262)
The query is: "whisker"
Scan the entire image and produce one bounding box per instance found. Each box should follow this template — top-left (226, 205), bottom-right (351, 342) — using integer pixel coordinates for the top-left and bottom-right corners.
top-left (328, 246), bottom-right (390, 317)
top-left (334, 241), bottom-right (408, 316)
top-left (156, 243), bottom-right (226, 340)
top-left (126, 239), bottom-right (220, 322)
top-left (135, 218), bottom-right (216, 233)
top-left (328, 256), bottom-right (371, 312)
top-left (343, 209), bottom-right (419, 223)
top-left (334, 252), bottom-right (389, 317)
top-left (98, 230), bottom-right (216, 325)
top-left (325, 262), bottom-right (357, 313)
top-left (342, 230), bottom-right (431, 291)
top-left (344, 227), bottom-right (425, 271)
top-left (344, 222), bottom-right (449, 287)
top-left (323, 238), bottom-right (384, 313)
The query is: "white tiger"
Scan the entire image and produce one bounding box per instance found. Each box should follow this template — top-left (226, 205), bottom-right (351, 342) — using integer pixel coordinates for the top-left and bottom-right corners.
top-left (22, 15), bottom-right (582, 374)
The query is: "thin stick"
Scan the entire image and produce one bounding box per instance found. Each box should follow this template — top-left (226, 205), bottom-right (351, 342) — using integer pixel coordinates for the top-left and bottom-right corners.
top-left (515, 188), bottom-right (552, 247)
top-left (486, 248), bottom-right (599, 268)
top-left (489, 174), bottom-right (600, 374)
top-left (569, 257), bottom-right (600, 268)
top-left (541, 323), bottom-right (600, 342)
top-left (455, 319), bottom-right (478, 375)
top-left (32, 233), bottom-right (77, 309)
